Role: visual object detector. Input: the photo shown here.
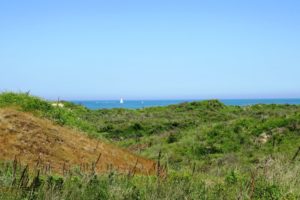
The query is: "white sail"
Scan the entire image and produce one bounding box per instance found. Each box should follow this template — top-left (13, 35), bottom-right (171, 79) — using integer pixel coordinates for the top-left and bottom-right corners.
top-left (120, 98), bottom-right (124, 104)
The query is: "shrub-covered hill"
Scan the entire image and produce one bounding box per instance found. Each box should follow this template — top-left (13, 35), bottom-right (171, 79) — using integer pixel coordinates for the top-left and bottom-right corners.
top-left (1, 92), bottom-right (300, 170)
top-left (1, 92), bottom-right (300, 199)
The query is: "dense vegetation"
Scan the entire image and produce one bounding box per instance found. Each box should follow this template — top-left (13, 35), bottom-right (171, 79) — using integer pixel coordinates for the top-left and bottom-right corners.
top-left (0, 92), bottom-right (300, 199)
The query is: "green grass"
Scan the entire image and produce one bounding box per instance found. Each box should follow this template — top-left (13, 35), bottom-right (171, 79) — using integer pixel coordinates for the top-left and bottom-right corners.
top-left (0, 92), bottom-right (99, 137)
top-left (0, 157), bottom-right (299, 200)
top-left (0, 92), bottom-right (300, 199)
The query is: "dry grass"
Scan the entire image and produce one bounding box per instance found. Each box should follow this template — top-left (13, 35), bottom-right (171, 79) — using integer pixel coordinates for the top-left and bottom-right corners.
top-left (0, 108), bottom-right (156, 175)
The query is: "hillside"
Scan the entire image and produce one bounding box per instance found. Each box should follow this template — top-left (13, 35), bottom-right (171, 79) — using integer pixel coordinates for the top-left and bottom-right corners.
top-left (1, 92), bottom-right (300, 171)
top-left (0, 92), bottom-right (300, 199)
top-left (0, 108), bottom-right (156, 175)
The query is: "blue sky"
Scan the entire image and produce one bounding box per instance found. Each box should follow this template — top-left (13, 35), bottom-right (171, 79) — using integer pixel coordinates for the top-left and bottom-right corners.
top-left (0, 0), bottom-right (299, 100)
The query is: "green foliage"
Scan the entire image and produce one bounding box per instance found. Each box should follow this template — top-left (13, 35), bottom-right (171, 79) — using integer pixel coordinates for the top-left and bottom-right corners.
top-left (2, 160), bottom-right (298, 200)
top-left (167, 133), bottom-right (178, 144)
top-left (225, 170), bottom-right (238, 185)
top-left (1, 92), bottom-right (300, 167)
top-left (253, 180), bottom-right (282, 200)
top-left (0, 92), bottom-right (52, 112)
top-left (0, 92), bottom-right (97, 136)
top-left (1, 92), bottom-right (300, 199)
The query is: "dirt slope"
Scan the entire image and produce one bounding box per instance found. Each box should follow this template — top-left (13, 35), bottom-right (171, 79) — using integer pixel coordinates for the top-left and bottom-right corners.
top-left (0, 108), bottom-right (156, 175)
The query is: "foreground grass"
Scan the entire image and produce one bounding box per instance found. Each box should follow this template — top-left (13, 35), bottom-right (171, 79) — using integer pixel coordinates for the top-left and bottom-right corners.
top-left (0, 155), bottom-right (299, 200)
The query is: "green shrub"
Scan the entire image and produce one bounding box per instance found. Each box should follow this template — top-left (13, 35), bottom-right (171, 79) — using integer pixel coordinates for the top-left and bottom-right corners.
top-left (253, 181), bottom-right (282, 200)
top-left (225, 170), bottom-right (238, 185)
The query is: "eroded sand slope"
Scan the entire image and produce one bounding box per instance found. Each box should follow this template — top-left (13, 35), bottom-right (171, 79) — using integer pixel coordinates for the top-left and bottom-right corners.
top-left (0, 108), bottom-right (156, 174)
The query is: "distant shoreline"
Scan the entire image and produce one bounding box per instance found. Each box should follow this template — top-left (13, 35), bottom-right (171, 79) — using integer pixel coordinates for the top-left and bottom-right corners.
top-left (71, 99), bottom-right (300, 110)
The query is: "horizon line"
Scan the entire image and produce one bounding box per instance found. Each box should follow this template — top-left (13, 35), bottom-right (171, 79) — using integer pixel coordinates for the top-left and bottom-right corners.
top-left (66, 97), bottom-right (300, 101)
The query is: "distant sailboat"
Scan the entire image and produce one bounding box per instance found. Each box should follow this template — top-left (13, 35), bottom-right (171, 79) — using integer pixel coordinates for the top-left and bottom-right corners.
top-left (120, 98), bottom-right (124, 104)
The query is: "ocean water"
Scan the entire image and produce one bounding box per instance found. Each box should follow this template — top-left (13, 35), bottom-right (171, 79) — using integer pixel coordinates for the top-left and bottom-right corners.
top-left (71, 99), bottom-right (300, 110)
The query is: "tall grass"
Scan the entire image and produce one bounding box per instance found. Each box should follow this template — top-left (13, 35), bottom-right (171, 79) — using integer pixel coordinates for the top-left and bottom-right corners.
top-left (0, 154), bottom-right (299, 200)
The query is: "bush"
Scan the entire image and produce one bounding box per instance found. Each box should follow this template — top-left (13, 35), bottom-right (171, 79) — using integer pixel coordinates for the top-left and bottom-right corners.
top-left (253, 181), bottom-right (282, 200)
top-left (167, 133), bottom-right (177, 144)
top-left (225, 170), bottom-right (238, 185)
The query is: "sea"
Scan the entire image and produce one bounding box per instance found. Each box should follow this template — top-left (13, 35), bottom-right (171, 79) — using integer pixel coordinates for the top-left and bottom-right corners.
top-left (71, 99), bottom-right (300, 110)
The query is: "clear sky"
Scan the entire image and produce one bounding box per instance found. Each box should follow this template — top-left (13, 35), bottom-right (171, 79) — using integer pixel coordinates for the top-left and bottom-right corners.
top-left (0, 0), bottom-right (299, 100)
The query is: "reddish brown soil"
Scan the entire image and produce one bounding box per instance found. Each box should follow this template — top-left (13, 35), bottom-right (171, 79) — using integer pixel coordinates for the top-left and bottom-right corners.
top-left (0, 108), bottom-right (156, 175)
